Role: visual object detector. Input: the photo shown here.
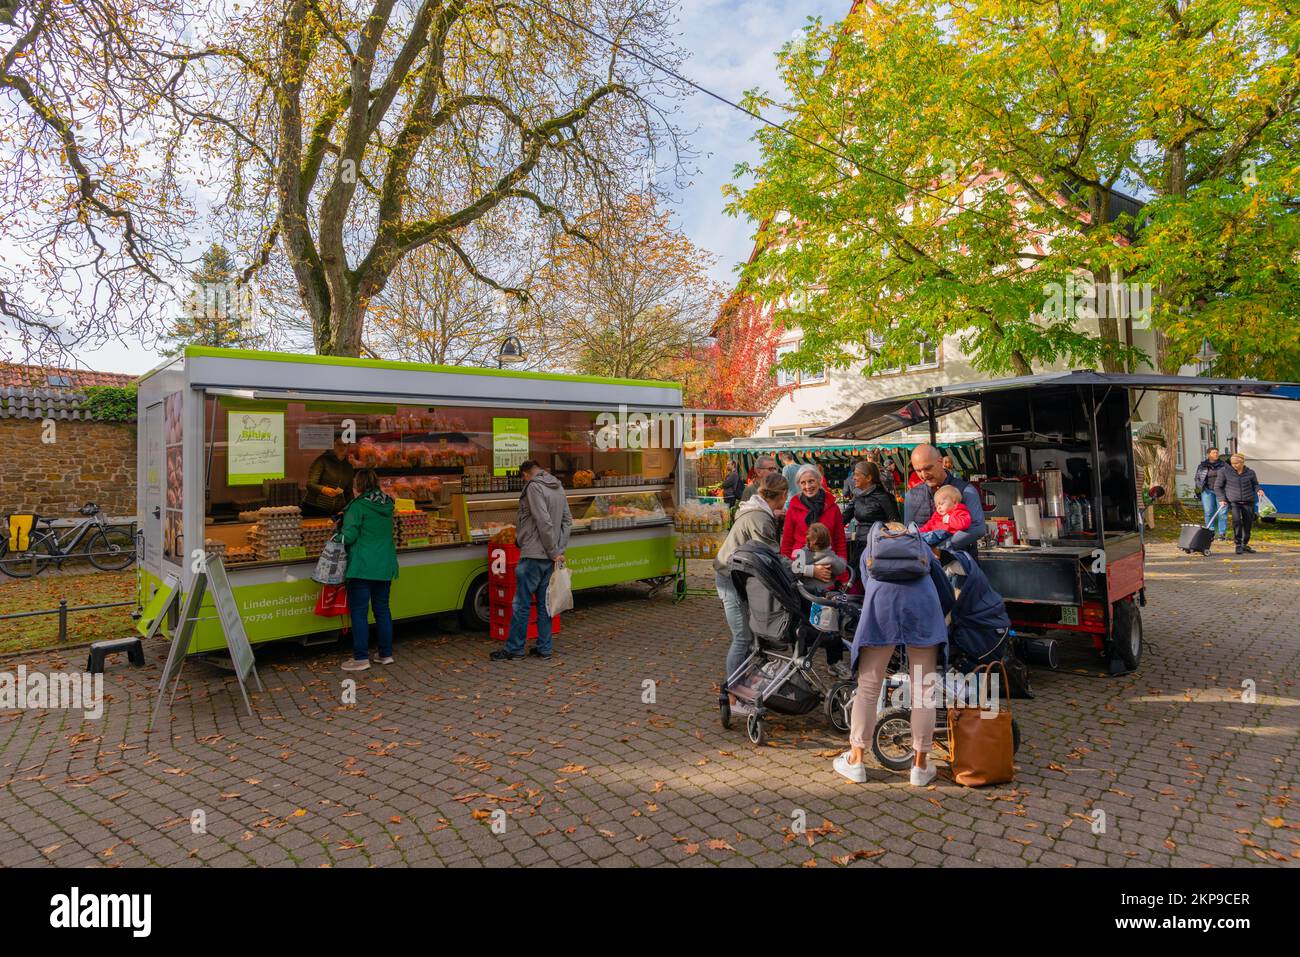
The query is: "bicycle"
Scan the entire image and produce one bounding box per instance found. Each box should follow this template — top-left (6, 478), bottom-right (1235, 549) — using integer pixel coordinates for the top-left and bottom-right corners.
top-left (0, 503), bottom-right (137, 578)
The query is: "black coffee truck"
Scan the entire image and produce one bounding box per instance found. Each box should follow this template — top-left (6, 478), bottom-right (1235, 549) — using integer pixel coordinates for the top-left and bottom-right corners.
top-left (815, 371), bottom-right (1300, 675)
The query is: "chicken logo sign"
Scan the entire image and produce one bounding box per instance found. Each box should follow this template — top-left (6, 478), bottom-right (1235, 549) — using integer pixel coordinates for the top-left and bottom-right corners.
top-left (228, 410), bottom-right (286, 485)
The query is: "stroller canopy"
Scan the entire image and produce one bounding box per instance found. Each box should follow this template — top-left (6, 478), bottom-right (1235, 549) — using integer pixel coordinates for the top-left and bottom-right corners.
top-left (942, 550), bottom-right (1011, 661)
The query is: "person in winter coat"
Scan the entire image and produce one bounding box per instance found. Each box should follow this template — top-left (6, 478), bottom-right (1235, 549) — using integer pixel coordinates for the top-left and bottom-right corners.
top-left (716, 472), bottom-right (789, 710)
top-left (782, 465), bottom-right (851, 677)
top-left (340, 468), bottom-right (399, 671)
top-left (834, 524), bottom-right (953, 788)
top-left (941, 550), bottom-right (1011, 667)
top-left (843, 461), bottom-right (899, 528)
top-left (1214, 453), bottom-right (1264, 554)
top-left (903, 444), bottom-right (987, 556)
top-left (492, 460), bottom-right (573, 661)
top-left (1194, 447), bottom-right (1229, 540)
top-left (722, 460), bottom-right (744, 507)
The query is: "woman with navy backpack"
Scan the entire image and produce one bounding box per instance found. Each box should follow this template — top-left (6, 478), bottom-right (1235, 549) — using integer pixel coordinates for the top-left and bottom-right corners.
top-left (833, 522), bottom-right (954, 787)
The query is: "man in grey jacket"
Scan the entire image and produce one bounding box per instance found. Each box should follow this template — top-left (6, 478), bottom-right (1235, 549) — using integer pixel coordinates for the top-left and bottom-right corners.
top-left (491, 460), bottom-right (573, 661)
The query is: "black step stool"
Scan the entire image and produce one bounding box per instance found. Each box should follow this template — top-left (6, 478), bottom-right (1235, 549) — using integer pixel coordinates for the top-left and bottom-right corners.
top-left (87, 637), bottom-right (145, 675)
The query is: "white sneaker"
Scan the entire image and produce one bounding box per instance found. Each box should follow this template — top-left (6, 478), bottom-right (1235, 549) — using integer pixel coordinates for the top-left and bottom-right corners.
top-left (341, 658), bottom-right (370, 671)
top-left (728, 698), bottom-right (755, 718)
top-left (372, 655), bottom-right (394, 665)
top-left (833, 751), bottom-right (867, 784)
top-left (830, 662), bottom-right (853, 681)
top-left (909, 762), bottom-right (937, 787)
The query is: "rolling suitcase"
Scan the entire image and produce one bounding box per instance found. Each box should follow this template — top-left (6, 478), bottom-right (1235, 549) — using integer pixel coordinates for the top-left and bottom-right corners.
top-left (1178, 504), bottom-right (1226, 555)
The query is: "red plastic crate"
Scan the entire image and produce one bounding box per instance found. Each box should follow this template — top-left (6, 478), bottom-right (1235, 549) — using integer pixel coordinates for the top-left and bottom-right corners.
top-left (491, 600), bottom-right (537, 624)
top-left (490, 614), bottom-right (561, 642)
top-left (488, 544), bottom-right (520, 582)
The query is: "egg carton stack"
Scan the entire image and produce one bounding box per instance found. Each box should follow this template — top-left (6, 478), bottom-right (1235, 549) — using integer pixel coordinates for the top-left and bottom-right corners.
top-left (203, 539), bottom-right (229, 563)
top-left (394, 510), bottom-right (430, 548)
top-left (249, 506), bottom-right (303, 560)
top-left (430, 517), bottom-right (460, 544)
top-left (301, 518), bottom-right (335, 557)
top-left (225, 545), bottom-right (257, 565)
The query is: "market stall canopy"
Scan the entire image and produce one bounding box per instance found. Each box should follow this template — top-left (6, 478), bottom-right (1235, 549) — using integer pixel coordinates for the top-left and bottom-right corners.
top-left (812, 371), bottom-right (1300, 441)
top-left (698, 434), bottom-right (981, 455)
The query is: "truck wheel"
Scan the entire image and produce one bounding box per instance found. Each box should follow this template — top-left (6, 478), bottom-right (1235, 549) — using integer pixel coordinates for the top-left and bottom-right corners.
top-left (459, 574), bottom-right (491, 630)
top-left (1110, 598), bottom-right (1142, 671)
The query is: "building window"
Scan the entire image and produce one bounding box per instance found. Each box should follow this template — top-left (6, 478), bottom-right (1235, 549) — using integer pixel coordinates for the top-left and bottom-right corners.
top-left (868, 333), bottom-right (938, 373)
top-left (1198, 420), bottom-right (1213, 461)
top-left (46, 375), bottom-right (73, 387)
top-left (1175, 415), bottom-right (1186, 472)
top-left (1228, 421), bottom-right (1238, 454)
top-left (775, 342), bottom-right (798, 387)
top-left (775, 340), bottom-right (826, 386)
top-left (770, 428), bottom-right (797, 438)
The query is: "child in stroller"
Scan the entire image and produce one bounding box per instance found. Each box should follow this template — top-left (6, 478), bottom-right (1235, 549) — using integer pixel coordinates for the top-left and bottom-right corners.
top-left (720, 540), bottom-right (861, 745)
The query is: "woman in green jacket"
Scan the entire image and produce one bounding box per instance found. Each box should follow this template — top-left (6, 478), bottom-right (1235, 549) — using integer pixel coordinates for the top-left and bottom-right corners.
top-left (340, 469), bottom-right (399, 671)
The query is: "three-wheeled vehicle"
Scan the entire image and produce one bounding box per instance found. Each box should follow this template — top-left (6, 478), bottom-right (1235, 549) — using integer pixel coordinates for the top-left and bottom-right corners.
top-left (814, 371), bottom-right (1300, 675)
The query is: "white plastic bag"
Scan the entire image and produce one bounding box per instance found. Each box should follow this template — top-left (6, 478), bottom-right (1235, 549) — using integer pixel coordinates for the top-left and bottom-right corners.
top-left (1258, 492), bottom-right (1278, 519)
top-left (546, 561), bottom-right (574, 616)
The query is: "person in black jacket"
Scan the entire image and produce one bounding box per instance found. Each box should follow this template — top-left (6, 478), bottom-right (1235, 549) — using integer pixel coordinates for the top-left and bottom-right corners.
top-left (721, 460), bottom-right (744, 507)
top-left (1214, 453), bottom-right (1264, 554)
top-left (842, 461), bottom-right (900, 588)
top-left (1193, 448), bottom-right (1229, 540)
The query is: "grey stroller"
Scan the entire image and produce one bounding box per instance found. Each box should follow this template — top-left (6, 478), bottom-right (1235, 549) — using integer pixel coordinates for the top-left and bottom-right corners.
top-left (720, 541), bottom-right (861, 745)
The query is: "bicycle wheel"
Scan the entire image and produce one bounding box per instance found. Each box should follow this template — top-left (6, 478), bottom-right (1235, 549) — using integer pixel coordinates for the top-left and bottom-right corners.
top-left (86, 528), bottom-right (135, 571)
top-left (0, 534), bottom-right (56, 578)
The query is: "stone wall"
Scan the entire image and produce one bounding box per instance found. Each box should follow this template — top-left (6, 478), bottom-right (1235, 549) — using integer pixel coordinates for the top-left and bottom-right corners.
top-left (0, 420), bottom-right (137, 518)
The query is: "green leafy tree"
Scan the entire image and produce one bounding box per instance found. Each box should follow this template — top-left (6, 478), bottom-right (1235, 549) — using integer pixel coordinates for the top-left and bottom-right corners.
top-left (162, 244), bottom-right (261, 356)
top-left (725, 1), bottom-right (1300, 496)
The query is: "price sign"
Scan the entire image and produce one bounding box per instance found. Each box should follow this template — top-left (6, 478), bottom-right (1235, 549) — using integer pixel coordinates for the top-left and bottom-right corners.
top-left (278, 546), bottom-right (307, 561)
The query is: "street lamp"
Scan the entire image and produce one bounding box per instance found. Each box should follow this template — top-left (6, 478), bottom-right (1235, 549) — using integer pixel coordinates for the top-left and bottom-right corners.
top-left (1194, 337), bottom-right (1220, 447)
top-left (497, 336), bottom-right (525, 368)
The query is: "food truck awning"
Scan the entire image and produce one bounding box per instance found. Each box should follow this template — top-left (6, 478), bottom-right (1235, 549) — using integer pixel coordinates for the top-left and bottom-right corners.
top-left (203, 386), bottom-right (689, 414)
top-left (812, 371), bottom-right (1300, 441)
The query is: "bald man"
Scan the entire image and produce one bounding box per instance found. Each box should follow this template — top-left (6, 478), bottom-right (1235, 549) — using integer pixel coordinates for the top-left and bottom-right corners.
top-left (903, 444), bottom-right (987, 555)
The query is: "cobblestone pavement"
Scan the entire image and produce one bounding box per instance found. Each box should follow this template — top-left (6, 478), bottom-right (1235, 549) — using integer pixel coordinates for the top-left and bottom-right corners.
top-left (1, 542), bottom-right (1297, 868)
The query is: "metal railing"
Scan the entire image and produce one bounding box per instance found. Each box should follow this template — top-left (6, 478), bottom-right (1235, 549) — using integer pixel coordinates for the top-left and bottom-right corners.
top-left (0, 599), bottom-right (138, 644)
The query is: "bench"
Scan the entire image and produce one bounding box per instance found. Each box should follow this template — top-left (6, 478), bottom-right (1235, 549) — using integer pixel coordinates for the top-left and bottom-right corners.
top-left (87, 637), bottom-right (145, 674)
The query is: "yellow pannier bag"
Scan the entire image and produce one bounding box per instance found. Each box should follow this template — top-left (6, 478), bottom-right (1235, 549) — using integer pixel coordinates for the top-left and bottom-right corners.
top-left (8, 514), bottom-right (35, 552)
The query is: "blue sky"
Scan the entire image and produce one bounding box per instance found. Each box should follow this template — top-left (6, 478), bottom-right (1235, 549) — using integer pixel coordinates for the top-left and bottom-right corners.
top-left (71, 0), bottom-right (848, 375)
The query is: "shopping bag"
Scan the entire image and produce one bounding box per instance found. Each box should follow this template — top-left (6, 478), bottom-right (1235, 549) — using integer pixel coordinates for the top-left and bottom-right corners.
top-left (546, 561), bottom-right (574, 616)
top-left (314, 583), bottom-right (350, 618)
top-left (1258, 492), bottom-right (1278, 519)
top-left (946, 662), bottom-right (1015, 787)
top-left (312, 534), bottom-right (348, 585)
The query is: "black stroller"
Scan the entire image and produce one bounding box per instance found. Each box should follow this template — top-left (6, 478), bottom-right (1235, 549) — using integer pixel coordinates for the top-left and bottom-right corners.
top-left (720, 541), bottom-right (861, 745)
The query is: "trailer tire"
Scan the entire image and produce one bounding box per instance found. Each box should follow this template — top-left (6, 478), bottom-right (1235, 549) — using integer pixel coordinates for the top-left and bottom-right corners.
top-left (1110, 597), bottom-right (1142, 671)
top-left (459, 574), bottom-right (491, 630)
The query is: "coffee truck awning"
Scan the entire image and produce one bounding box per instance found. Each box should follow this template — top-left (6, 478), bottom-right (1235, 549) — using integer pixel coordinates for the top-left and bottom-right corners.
top-left (812, 371), bottom-right (1300, 441)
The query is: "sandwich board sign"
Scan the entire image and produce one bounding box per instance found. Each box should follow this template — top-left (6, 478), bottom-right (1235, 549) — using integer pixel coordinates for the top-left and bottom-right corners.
top-left (137, 572), bottom-right (181, 640)
top-left (149, 556), bottom-right (263, 731)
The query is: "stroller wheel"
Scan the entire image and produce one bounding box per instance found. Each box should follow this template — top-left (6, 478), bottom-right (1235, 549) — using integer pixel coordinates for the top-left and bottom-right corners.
top-left (746, 713), bottom-right (766, 746)
top-left (720, 698), bottom-right (732, 731)
top-left (824, 681), bottom-right (855, 734)
top-left (871, 708), bottom-right (915, 771)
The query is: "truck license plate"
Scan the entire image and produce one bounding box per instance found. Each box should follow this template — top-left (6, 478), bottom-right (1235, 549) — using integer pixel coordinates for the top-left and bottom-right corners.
top-left (1059, 606), bottom-right (1079, 626)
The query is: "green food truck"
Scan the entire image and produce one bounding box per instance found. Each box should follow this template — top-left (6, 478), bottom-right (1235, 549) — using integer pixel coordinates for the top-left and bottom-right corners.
top-left (137, 346), bottom-right (691, 652)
